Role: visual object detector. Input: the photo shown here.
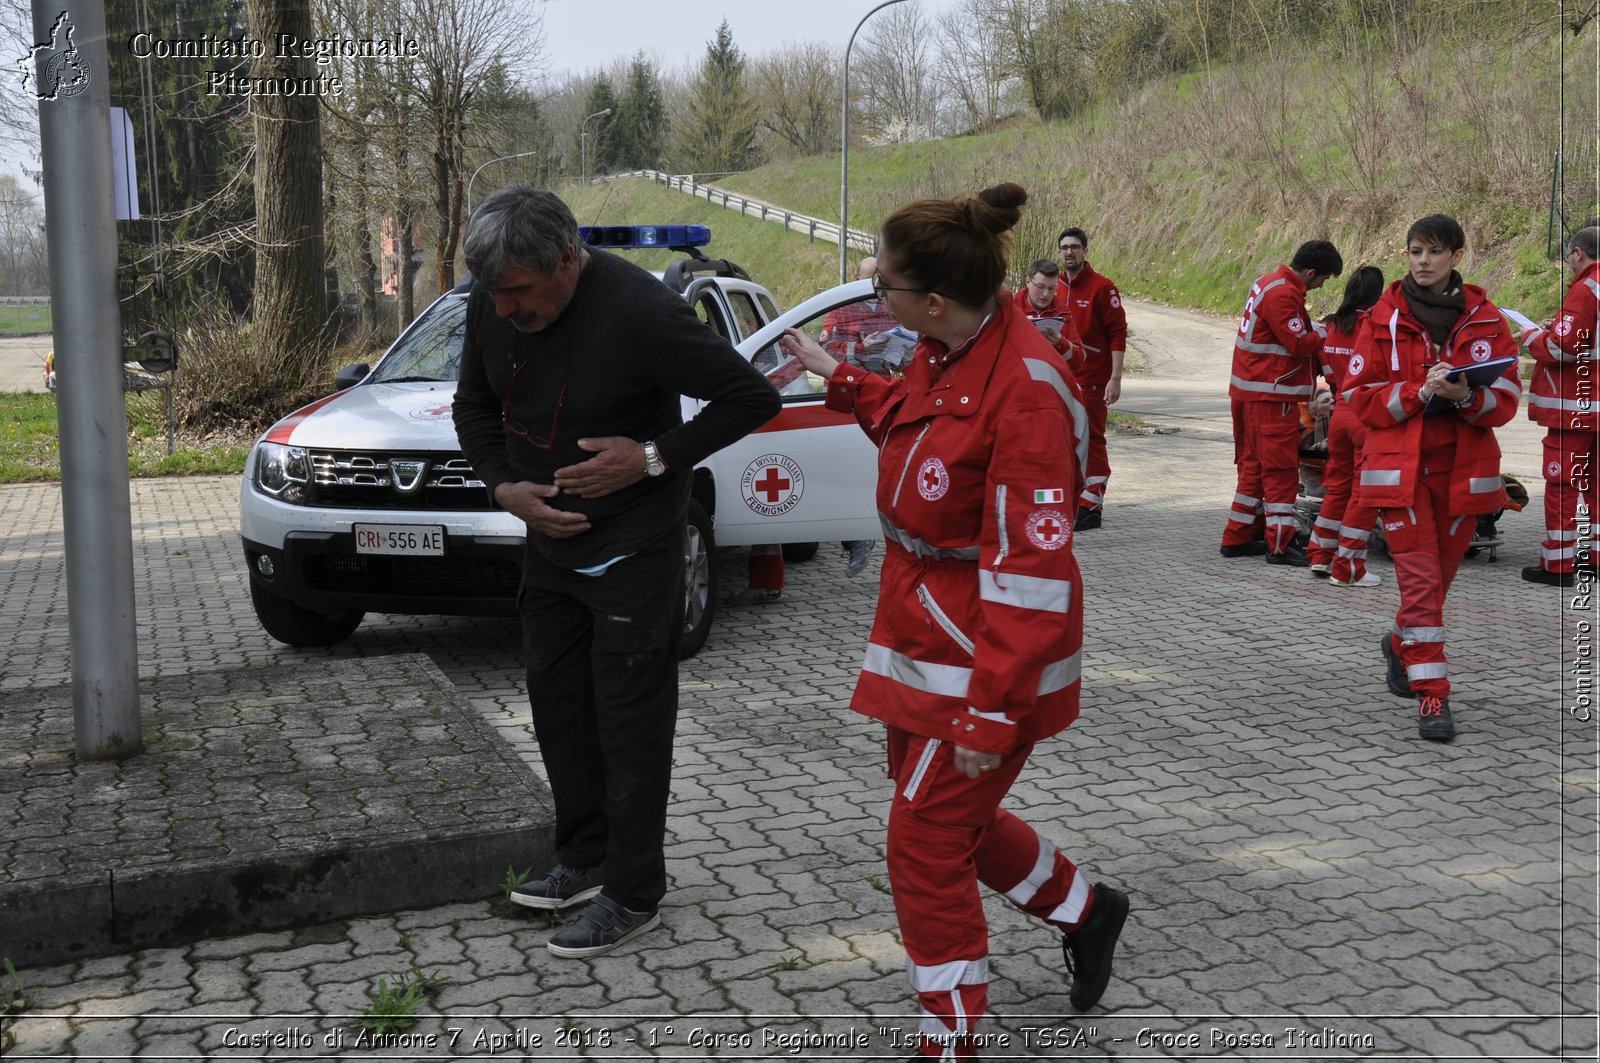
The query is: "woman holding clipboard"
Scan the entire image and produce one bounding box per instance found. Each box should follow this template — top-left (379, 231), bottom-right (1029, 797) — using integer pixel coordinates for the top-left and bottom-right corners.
top-left (1344, 214), bottom-right (1523, 741)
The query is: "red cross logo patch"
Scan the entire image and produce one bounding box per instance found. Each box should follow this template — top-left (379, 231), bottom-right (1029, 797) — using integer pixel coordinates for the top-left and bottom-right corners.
top-left (1556, 319), bottom-right (1573, 337)
top-left (1348, 353), bottom-right (1365, 377)
top-left (740, 454), bottom-right (805, 517)
top-left (1550, 460), bottom-right (1565, 479)
top-left (917, 457), bottom-right (950, 501)
top-left (1468, 339), bottom-right (1493, 362)
top-left (1025, 508), bottom-right (1070, 551)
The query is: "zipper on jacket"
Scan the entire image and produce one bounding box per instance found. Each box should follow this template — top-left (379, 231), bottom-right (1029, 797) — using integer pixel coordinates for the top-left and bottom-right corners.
top-left (891, 422), bottom-right (934, 508)
top-left (993, 483), bottom-right (1009, 572)
top-left (917, 583), bottom-right (975, 656)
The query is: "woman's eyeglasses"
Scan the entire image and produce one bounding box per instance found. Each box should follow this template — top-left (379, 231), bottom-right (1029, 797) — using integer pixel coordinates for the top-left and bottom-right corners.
top-left (502, 359), bottom-right (566, 449)
top-left (872, 271), bottom-right (931, 299)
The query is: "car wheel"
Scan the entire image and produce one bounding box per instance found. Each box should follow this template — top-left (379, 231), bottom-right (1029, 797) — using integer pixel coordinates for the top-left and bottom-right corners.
top-left (250, 579), bottom-right (365, 647)
top-left (679, 500), bottom-right (717, 659)
top-left (781, 541), bottom-right (819, 563)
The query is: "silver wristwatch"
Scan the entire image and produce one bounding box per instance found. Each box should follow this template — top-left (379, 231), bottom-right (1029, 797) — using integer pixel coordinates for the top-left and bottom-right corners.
top-left (642, 440), bottom-right (667, 477)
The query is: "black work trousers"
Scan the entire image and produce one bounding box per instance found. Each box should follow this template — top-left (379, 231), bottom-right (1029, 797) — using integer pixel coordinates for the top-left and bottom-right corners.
top-left (518, 531), bottom-right (686, 912)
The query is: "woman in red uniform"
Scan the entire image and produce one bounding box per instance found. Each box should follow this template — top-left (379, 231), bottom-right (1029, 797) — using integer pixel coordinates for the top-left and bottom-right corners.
top-left (1307, 266), bottom-right (1385, 587)
top-left (781, 184), bottom-right (1129, 1059)
top-left (1345, 215), bottom-right (1521, 741)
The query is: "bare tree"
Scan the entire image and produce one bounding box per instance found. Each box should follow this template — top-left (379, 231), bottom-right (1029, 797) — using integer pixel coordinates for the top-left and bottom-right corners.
top-left (854, 3), bottom-right (939, 142)
top-left (0, 174), bottom-right (48, 293)
top-left (936, 0), bottom-right (1017, 133)
top-left (407, 0), bottom-right (542, 292)
top-left (0, 0), bottom-right (41, 176)
top-left (248, 0), bottom-right (327, 374)
top-left (752, 43), bottom-right (840, 161)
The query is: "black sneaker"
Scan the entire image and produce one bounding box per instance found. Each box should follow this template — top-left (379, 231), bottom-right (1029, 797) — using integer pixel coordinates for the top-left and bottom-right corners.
top-left (1265, 544), bottom-right (1309, 567)
top-left (1521, 565), bottom-right (1575, 588)
top-left (1220, 540), bottom-right (1270, 558)
top-left (1380, 634), bottom-right (1412, 698)
top-left (509, 864), bottom-right (604, 911)
top-left (1417, 695), bottom-right (1456, 741)
top-left (547, 894), bottom-right (660, 958)
top-left (1074, 507), bottom-right (1102, 531)
top-left (1061, 884), bottom-right (1129, 1011)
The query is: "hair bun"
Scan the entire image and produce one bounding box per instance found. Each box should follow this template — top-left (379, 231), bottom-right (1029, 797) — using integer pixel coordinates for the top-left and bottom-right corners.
top-left (969, 182), bottom-right (1027, 236)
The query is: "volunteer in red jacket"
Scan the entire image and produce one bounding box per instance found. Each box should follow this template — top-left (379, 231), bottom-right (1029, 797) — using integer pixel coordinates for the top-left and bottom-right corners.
top-left (1221, 240), bottom-right (1343, 565)
top-left (1346, 214), bottom-right (1521, 741)
top-left (1011, 258), bottom-right (1086, 364)
top-left (1307, 266), bottom-right (1386, 587)
top-left (780, 184), bottom-right (1129, 1059)
top-left (1517, 224), bottom-right (1599, 588)
top-left (1058, 228), bottom-right (1128, 530)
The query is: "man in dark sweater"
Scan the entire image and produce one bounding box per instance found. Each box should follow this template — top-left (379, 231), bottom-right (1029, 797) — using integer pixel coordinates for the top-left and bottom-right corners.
top-left (452, 186), bottom-right (779, 957)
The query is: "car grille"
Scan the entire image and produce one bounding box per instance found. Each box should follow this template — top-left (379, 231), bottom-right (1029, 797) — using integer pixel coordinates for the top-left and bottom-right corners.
top-left (307, 451), bottom-right (489, 510)
top-left (304, 554), bottom-right (520, 599)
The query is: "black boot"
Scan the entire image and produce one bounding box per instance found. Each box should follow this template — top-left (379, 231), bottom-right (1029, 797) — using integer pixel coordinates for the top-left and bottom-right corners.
top-left (1061, 884), bottom-right (1129, 1011)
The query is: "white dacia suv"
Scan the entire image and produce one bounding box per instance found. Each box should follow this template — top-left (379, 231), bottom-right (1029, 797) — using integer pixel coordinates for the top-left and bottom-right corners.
top-left (240, 226), bottom-right (887, 657)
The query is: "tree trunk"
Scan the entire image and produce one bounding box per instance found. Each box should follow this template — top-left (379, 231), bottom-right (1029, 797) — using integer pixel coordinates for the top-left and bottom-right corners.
top-left (249, 0), bottom-right (327, 381)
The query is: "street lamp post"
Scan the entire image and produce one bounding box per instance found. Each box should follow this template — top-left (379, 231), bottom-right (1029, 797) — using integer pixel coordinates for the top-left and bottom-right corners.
top-left (580, 108), bottom-right (613, 186)
top-left (467, 150), bottom-right (540, 215)
top-left (839, 0), bottom-right (909, 284)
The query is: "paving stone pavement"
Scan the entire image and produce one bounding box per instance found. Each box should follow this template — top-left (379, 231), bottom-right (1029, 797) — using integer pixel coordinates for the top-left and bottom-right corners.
top-left (0, 421), bottom-right (1594, 1060)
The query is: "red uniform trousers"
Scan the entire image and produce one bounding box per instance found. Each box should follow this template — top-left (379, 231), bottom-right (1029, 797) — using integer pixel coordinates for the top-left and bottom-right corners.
top-left (1307, 405), bottom-right (1380, 582)
top-left (1224, 399), bottom-right (1301, 552)
top-left (887, 727), bottom-right (1093, 1061)
top-left (1540, 429), bottom-right (1599, 574)
top-left (1079, 384), bottom-right (1111, 512)
top-left (747, 543), bottom-right (784, 590)
top-left (1381, 458), bottom-right (1477, 700)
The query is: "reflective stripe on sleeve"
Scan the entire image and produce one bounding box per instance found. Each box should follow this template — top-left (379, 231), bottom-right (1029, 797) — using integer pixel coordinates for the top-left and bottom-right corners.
top-left (1023, 357), bottom-right (1090, 478)
top-left (1386, 382), bottom-right (1407, 421)
top-left (979, 569), bottom-right (1073, 613)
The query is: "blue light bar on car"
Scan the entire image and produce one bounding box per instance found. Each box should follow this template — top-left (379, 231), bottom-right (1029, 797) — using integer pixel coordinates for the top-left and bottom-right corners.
top-left (579, 224), bottom-right (711, 250)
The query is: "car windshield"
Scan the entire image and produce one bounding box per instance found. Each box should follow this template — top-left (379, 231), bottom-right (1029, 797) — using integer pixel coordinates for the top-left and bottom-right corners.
top-left (368, 295), bottom-right (467, 383)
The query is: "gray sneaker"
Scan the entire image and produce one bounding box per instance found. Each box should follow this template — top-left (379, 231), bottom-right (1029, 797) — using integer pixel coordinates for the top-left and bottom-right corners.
top-left (846, 539), bottom-right (876, 578)
top-left (509, 864), bottom-right (604, 911)
top-left (547, 894), bottom-right (660, 958)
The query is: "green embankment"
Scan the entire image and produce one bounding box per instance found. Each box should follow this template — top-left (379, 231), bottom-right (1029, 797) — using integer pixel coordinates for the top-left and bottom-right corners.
top-left (703, 38), bottom-right (1594, 323)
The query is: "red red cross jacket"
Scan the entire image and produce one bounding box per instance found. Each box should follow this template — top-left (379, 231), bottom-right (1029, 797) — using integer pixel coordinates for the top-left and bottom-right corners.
top-left (1345, 280), bottom-right (1521, 514)
top-left (1230, 264), bottom-right (1324, 403)
top-left (1520, 261), bottom-right (1599, 432)
top-left (1009, 284), bottom-right (1086, 364)
top-left (824, 299), bottom-right (1089, 755)
top-left (1319, 319), bottom-right (1365, 396)
top-left (1062, 262), bottom-right (1128, 389)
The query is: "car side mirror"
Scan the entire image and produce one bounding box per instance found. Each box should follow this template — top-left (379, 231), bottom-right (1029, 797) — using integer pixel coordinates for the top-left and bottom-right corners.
top-left (334, 363), bottom-right (370, 390)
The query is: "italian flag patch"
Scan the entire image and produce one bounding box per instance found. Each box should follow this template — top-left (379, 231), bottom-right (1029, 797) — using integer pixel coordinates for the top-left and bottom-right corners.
top-left (1034, 488), bottom-right (1064, 504)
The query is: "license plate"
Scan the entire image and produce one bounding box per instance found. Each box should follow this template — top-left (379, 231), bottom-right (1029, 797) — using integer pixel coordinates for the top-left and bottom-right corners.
top-left (354, 524), bottom-right (445, 556)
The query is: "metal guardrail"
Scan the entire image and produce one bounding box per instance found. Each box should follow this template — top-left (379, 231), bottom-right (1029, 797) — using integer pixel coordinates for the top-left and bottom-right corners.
top-left (610, 170), bottom-right (877, 255)
top-left (0, 296), bottom-right (50, 306)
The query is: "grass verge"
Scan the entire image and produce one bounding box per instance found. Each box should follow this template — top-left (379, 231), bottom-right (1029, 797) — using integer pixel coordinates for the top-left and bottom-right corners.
top-left (0, 392), bottom-right (252, 485)
top-left (0, 305), bottom-right (51, 336)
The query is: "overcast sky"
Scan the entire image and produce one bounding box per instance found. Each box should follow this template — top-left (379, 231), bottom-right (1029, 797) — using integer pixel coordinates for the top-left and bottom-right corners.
top-left (537, 0), bottom-right (957, 78)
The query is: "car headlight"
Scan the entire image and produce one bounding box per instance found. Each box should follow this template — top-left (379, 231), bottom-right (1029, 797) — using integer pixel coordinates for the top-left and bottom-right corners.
top-left (254, 442), bottom-right (310, 503)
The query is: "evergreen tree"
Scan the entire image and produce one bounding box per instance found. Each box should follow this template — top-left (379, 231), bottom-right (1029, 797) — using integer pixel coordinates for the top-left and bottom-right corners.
top-left (580, 78), bottom-right (620, 177)
top-left (675, 20), bottom-right (762, 174)
top-left (612, 56), bottom-right (665, 171)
